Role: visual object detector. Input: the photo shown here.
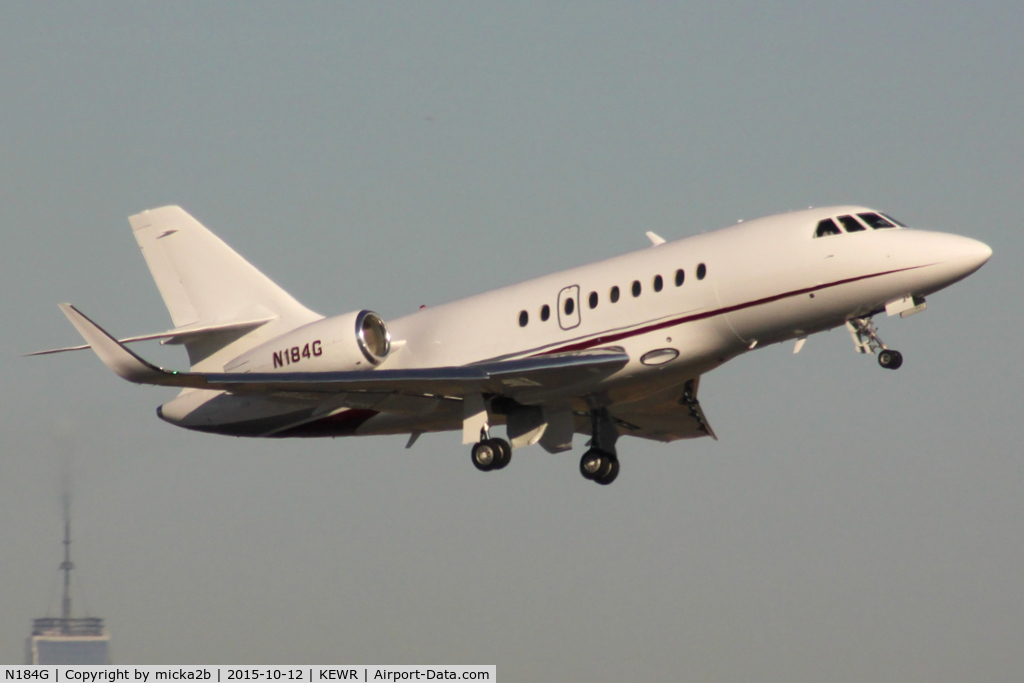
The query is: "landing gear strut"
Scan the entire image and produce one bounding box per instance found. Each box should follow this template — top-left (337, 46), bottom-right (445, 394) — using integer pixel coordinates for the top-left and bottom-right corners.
top-left (847, 317), bottom-right (903, 370)
top-left (471, 436), bottom-right (511, 472)
top-left (580, 408), bottom-right (620, 485)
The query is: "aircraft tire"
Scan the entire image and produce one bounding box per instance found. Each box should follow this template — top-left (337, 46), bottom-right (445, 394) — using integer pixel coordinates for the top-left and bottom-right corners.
top-left (595, 457), bottom-right (620, 485)
top-left (471, 441), bottom-right (498, 471)
top-left (580, 449), bottom-right (613, 481)
top-left (491, 438), bottom-right (512, 470)
top-left (878, 349), bottom-right (903, 370)
top-left (580, 449), bottom-right (600, 479)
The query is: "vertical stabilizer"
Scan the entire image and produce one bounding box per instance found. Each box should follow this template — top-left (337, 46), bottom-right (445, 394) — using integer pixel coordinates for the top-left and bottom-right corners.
top-left (129, 206), bottom-right (320, 328)
top-left (129, 206), bottom-right (322, 369)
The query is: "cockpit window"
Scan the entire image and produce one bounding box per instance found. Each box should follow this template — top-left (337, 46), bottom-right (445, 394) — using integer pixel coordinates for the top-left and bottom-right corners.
top-left (837, 215), bottom-right (866, 232)
top-left (815, 218), bottom-right (842, 237)
top-left (857, 212), bottom-right (896, 229)
top-left (881, 213), bottom-right (908, 227)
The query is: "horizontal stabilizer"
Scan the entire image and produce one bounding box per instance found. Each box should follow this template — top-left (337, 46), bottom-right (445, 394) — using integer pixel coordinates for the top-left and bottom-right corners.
top-left (25, 316), bottom-right (275, 357)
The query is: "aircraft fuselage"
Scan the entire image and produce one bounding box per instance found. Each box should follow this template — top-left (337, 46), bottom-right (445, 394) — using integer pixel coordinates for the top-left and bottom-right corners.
top-left (153, 205), bottom-right (990, 442)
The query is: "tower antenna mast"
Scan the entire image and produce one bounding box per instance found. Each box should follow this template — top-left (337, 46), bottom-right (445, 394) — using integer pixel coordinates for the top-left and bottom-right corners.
top-left (26, 492), bottom-right (110, 664)
top-left (59, 494), bottom-right (73, 627)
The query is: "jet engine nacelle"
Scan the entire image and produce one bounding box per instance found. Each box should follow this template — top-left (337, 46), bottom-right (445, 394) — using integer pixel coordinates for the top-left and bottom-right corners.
top-left (224, 310), bottom-right (391, 373)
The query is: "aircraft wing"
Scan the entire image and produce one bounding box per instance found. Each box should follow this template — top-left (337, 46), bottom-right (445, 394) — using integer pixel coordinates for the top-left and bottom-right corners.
top-left (610, 378), bottom-right (717, 443)
top-left (57, 304), bottom-right (630, 399)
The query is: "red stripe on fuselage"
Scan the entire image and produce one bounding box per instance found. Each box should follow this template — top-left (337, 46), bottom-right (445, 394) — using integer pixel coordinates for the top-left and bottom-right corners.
top-left (536, 264), bottom-right (928, 356)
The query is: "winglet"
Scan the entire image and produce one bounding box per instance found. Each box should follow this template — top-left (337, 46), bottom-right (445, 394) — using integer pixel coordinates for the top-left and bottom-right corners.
top-left (58, 304), bottom-right (177, 385)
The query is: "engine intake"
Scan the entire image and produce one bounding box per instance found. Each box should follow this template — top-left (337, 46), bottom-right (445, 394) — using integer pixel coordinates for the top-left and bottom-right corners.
top-left (355, 310), bottom-right (390, 363)
top-left (224, 310), bottom-right (392, 373)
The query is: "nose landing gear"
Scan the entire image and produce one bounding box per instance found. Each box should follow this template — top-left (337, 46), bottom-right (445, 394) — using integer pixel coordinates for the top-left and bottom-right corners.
top-left (579, 407), bottom-right (620, 485)
top-left (847, 317), bottom-right (903, 370)
top-left (877, 349), bottom-right (903, 370)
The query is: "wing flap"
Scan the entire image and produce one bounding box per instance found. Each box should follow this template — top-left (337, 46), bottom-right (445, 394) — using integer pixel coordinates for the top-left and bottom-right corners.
top-left (611, 378), bottom-right (716, 443)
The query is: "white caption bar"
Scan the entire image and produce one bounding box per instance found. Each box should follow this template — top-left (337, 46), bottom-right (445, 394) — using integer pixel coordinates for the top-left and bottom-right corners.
top-left (1, 667), bottom-right (495, 683)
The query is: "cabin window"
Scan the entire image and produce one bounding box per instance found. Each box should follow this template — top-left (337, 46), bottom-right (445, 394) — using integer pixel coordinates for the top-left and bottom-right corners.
top-left (653, 275), bottom-right (663, 292)
top-left (697, 263), bottom-right (707, 280)
top-left (610, 286), bottom-right (620, 303)
top-left (540, 304), bottom-right (551, 321)
top-left (838, 215), bottom-right (866, 232)
top-left (564, 297), bottom-right (575, 315)
top-left (631, 280), bottom-right (642, 297)
top-left (858, 212), bottom-right (896, 229)
top-left (815, 218), bottom-right (842, 237)
top-left (588, 291), bottom-right (598, 309)
top-left (675, 269), bottom-right (685, 286)
top-left (881, 213), bottom-right (908, 227)
top-left (518, 310), bottom-right (528, 327)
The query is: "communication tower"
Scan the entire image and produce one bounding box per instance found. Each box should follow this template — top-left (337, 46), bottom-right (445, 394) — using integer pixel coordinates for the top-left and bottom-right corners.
top-left (25, 503), bottom-right (110, 664)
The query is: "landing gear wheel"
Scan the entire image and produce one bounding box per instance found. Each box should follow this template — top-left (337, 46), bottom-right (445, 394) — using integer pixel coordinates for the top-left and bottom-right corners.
top-left (580, 449), bottom-right (613, 481)
top-left (878, 349), bottom-right (903, 370)
top-left (580, 449), bottom-right (602, 480)
top-left (595, 457), bottom-right (620, 485)
top-left (471, 441), bottom-right (498, 471)
top-left (471, 439), bottom-right (511, 471)
top-left (491, 438), bottom-right (512, 470)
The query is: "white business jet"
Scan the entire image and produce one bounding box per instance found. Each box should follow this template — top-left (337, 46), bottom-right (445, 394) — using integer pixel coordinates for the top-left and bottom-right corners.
top-left (35, 206), bottom-right (990, 485)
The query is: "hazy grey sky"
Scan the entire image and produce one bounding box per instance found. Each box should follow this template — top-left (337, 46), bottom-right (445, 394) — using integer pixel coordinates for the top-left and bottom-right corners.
top-left (1, 2), bottom-right (1022, 679)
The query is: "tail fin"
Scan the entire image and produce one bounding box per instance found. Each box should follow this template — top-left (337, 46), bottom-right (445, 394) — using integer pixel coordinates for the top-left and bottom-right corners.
top-left (129, 206), bottom-right (319, 328)
top-left (129, 206), bottom-right (321, 369)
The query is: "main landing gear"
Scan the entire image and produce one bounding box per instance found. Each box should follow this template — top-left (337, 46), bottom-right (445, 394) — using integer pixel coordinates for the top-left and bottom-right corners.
top-left (467, 408), bottom-right (623, 485)
top-left (847, 317), bottom-right (904, 370)
top-left (580, 407), bottom-right (620, 485)
top-left (471, 437), bottom-right (512, 472)
top-left (580, 449), bottom-right (619, 485)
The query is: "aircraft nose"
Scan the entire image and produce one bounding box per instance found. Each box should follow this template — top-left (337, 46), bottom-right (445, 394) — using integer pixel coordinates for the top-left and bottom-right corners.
top-left (952, 235), bottom-right (992, 277)
top-left (903, 231), bottom-right (992, 294)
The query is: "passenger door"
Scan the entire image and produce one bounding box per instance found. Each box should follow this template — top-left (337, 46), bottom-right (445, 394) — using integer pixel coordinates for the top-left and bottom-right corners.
top-left (557, 285), bottom-right (581, 330)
